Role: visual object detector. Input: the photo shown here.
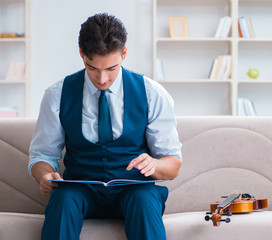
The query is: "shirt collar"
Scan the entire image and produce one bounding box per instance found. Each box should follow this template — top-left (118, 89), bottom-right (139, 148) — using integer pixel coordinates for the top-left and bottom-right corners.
top-left (85, 68), bottom-right (123, 96)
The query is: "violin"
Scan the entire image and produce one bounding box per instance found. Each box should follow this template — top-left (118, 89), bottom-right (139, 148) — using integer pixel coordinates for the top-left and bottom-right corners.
top-left (205, 193), bottom-right (268, 226)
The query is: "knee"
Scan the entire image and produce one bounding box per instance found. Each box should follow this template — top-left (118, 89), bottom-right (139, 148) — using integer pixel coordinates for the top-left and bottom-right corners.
top-left (48, 184), bottom-right (82, 209)
top-left (122, 185), bottom-right (165, 210)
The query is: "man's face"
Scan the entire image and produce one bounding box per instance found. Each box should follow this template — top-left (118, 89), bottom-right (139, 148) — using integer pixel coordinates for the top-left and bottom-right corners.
top-left (80, 47), bottom-right (127, 90)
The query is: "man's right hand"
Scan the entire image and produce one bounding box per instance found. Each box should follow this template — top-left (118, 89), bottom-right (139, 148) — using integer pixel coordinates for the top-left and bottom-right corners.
top-left (39, 172), bottom-right (63, 196)
top-left (31, 162), bottom-right (63, 196)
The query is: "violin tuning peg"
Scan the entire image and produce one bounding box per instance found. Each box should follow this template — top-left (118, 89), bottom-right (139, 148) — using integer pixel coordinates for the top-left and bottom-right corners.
top-left (205, 211), bottom-right (212, 215)
top-left (204, 215), bottom-right (211, 221)
top-left (220, 217), bottom-right (231, 223)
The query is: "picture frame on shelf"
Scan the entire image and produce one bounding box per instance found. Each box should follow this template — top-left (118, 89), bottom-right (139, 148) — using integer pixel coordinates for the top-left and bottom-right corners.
top-left (169, 17), bottom-right (188, 38)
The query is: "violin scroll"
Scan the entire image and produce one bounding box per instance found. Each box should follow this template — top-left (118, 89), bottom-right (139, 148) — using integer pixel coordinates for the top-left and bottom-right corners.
top-left (205, 211), bottom-right (231, 226)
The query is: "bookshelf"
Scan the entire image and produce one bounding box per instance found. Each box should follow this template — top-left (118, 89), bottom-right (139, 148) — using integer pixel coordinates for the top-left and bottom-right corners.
top-left (153, 0), bottom-right (272, 116)
top-left (0, 0), bottom-right (30, 117)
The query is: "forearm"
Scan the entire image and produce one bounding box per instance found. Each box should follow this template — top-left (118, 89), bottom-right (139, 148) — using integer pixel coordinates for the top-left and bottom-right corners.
top-left (31, 162), bottom-right (55, 184)
top-left (151, 155), bottom-right (182, 180)
top-left (127, 153), bottom-right (182, 181)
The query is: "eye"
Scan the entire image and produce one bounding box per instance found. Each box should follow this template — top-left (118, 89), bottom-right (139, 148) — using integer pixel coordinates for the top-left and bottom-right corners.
top-left (88, 67), bottom-right (97, 71)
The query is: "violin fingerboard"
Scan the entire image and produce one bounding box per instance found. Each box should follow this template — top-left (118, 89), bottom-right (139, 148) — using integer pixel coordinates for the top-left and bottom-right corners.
top-left (218, 193), bottom-right (240, 209)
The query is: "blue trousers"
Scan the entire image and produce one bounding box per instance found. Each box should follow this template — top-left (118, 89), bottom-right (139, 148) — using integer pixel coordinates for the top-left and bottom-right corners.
top-left (42, 183), bottom-right (168, 240)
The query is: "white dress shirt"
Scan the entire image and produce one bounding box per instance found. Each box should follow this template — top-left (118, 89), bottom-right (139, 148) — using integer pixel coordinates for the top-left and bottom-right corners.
top-left (28, 68), bottom-right (182, 174)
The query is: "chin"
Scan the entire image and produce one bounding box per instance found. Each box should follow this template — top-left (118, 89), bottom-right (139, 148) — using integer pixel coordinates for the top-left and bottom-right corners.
top-left (97, 83), bottom-right (111, 90)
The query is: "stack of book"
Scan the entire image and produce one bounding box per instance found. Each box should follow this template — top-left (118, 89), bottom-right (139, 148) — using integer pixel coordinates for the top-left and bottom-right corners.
top-left (0, 107), bottom-right (18, 118)
top-left (214, 16), bottom-right (232, 38)
top-left (238, 17), bottom-right (255, 38)
top-left (209, 55), bottom-right (232, 80)
top-left (5, 62), bottom-right (26, 81)
top-left (237, 98), bottom-right (257, 116)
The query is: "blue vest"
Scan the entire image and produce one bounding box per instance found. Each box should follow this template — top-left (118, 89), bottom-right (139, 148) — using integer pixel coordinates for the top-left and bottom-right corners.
top-left (59, 68), bottom-right (151, 182)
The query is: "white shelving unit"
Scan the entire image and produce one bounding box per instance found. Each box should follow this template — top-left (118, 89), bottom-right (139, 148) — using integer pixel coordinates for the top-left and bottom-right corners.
top-left (0, 0), bottom-right (30, 117)
top-left (153, 0), bottom-right (272, 116)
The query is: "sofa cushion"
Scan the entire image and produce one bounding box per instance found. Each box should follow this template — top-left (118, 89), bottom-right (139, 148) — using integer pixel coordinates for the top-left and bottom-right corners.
top-left (0, 212), bottom-right (44, 240)
top-left (163, 211), bottom-right (272, 240)
top-left (1, 211), bottom-right (272, 240)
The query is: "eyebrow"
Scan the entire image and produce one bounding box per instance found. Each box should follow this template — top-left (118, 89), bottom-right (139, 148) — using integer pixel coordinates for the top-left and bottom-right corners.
top-left (86, 63), bottom-right (119, 70)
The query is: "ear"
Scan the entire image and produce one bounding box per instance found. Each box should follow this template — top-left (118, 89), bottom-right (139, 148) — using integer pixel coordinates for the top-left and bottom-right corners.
top-left (79, 47), bottom-right (84, 58)
top-left (122, 46), bottom-right (127, 60)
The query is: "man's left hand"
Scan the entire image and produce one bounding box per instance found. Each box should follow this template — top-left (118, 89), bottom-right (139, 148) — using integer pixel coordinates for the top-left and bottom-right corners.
top-left (126, 153), bottom-right (157, 177)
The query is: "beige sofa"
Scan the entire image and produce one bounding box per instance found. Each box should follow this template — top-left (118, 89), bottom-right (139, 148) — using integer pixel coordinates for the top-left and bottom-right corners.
top-left (0, 116), bottom-right (272, 240)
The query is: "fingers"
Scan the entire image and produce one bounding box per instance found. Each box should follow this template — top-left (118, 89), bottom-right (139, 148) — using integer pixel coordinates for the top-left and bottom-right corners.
top-left (40, 182), bottom-right (54, 196)
top-left (52, 172), bottom-right (63, 180)
top-left (40, 172), bottom-right (63, 196)
top-left (127, 153), bottom-right (157, 177)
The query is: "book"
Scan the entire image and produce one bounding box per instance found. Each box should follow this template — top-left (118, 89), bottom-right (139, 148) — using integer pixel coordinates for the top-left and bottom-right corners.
top-left (208, 59), bottom-right (215, 78)
top-left (247, 17), bottom-right (255, 38)
top-left (238, 17), bottom-right (250, 38)
top-left (218, 55), bottom-right (228, 79)
top-left (214, 17), bottom-right (225, 38)
top-left (209, 59), bottom-right (218, 79)
top-left (237, 98), bottom-right (247, 116)
top-left (237, 98), bottom-right (257, 116)
top-left (214, 16), bottom-right (232, 38)
top-left (210, 55), bottom-right (232, 80)
top-left (238, 19), bottom-right (243, 38)
top-left (243, 98), bottom-right (257, 116)
top-left (222, 55), bottom-right (232, 79)
top-left (213, 55), bottom-right (224, 79)
top-left (220, 16), bottom-right (232, 38)
top-left (49, 179), bottom-right (163, 187)
top-left (5, 62), bottom-right (26, 81)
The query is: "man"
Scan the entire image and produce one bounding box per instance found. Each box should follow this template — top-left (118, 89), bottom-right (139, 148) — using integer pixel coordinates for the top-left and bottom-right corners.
top-left (29, 13), bottom-right (182, 240)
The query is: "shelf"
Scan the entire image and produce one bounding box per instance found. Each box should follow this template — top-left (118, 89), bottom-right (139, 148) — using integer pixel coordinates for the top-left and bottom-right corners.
top-left (0, 38), bottom-right (27, 43)
top-left (153, 0), bottom-right (272, 116)
top-left (0, 0), bottom-right (30, 117)
top-left (157, 79), bottom-right (232, 83)
top-left (156, 37), bottom-right (233, 42)
top-left (0, 80), bottom-right (27, 84)
top-left (239, 0), bottom-right (272, 2)
top-left (238, 79), bottom-right (272, 83)
top-left (238, 38), bottom-right (272, 42)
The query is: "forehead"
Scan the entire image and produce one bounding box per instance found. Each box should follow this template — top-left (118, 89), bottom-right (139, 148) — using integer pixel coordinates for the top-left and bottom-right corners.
top-left (84, 51), bottom-right (122, 67)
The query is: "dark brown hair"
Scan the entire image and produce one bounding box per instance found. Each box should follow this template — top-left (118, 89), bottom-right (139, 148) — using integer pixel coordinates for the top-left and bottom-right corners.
top-left (78, 13), bottom-right (127, 59)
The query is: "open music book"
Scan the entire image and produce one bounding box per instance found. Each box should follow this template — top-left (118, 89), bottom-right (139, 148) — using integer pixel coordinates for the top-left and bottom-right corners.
top-left (49, 179), bottom-right (163, 187)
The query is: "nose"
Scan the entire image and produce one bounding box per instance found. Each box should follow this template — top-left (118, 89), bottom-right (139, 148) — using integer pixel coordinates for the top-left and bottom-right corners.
top-left (97, 71), bottom-right (108, 83)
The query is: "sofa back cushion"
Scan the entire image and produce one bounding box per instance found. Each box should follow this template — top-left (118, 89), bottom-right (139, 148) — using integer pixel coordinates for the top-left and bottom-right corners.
top-left (0, 119), bottom-right (48, 213)
top-left (163, 116), bottom-right (272, 214)
top-left (1, 117), bottom-right (272, 215)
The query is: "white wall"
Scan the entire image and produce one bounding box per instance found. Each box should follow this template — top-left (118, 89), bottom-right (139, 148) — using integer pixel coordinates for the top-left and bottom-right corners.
top-left (31, 0), bottom-right (153, 116)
